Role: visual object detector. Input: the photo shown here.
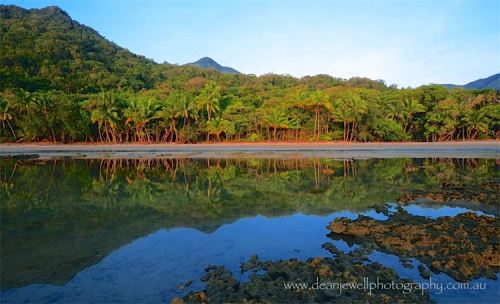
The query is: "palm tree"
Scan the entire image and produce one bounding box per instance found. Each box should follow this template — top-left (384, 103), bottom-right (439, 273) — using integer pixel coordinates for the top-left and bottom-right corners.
top-left (124, 97), bottom-right (161, 142)
top-left (15, 89), bottom-right (32, 113)
top-left (82, 92), bottom-right (121, 142)
top-left (205, 117), bottom-right (224, 141)
top-left (0, 99), bottom-right (16, 140)
top-left (330, 98), bottom-right (351, 141)
top-left (285, 89), bottom-right (306, 139)
top-left (401, 98), bottom-right (425, 133)
top-left (462, 109), bottom-right (488, 139)
top-left (331, 91), bottom-right (367, 141)
top-left (262, 108), bottom-right (290, 141)
top-left (31, 93), bottom-right (57, 143)
top-left (204, 117), bottom-right (234, 141)
top-left (196, 81), bottom-right (220, 121)
top-left (173, 92), bottom-right (198, 129)
top-left (157, 100), bottom-right (179, 143)
top-left (424, 98), bottom-right (460, 141)
top-left (306, 90), bottom-right (331, 140)
top-left (176, 95), bottom-right (190, 128)
top-left (85, 102), bottom-right (106, 142)
top-left (388, 98), bottom-right (425, 133)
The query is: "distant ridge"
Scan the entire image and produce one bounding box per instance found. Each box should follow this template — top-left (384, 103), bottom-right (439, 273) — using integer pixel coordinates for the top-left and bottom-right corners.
top-left (437, 73), bottom-right (500, 90)
top-left (186, 57), bottom-right (240, 74)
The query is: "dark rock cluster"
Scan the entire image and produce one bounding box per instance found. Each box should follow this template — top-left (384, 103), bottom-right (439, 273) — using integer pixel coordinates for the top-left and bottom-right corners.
top-left (177, 244), bottom-right (432, 303)
top-left (328, 207), bottom-right (499, 282)
top-left (397, 181), bottom-right (499, 207)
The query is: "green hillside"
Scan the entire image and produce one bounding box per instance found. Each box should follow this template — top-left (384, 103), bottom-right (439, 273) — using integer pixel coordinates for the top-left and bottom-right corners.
top-left (0, 5), bottom-right (499, 144)
top-left (0, 5), bottom-right (165, 92)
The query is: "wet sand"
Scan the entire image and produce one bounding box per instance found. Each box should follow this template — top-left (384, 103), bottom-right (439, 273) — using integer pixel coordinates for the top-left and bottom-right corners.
top-left (0, 141), bottom-right (499, 158)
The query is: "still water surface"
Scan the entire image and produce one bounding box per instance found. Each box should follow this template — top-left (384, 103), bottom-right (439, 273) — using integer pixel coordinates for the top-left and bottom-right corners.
top-left (0, 158), bottom-right (498, 303)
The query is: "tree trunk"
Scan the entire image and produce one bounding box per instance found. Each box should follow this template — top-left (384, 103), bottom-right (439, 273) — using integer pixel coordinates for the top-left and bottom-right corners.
top-left (316, 107), bottom-right (320, 140)
top-left (172, 121), bottom-right (178, 143)
top-left (343, 121), bottom-right (347, 141)
top-left (350, 122), bottom-right (356, 141)
top-left (314, 107), bottom-right (318, 141)
top-left (346, 122), bottom-right (350, 141)
top-left (163, 128), bottom-right (170, 142)
top-left (7, 121), bottom-right (16, 140)
top-left (47, 114), bottom-right (56, 143)
top-left (326, 116), bottom-right (329, 135)
top-left (105, 123), bottom-right (111, 143)
top-left (111, 127), bottom-right (117, 143)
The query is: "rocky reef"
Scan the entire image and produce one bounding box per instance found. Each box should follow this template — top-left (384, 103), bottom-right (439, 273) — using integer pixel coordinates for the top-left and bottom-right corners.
top-left (328, 207), bottom-right (499, 282)
top-left (397, 181), bottom-right (499, 207)
top-left (177, 244), bottom-right (432, 303)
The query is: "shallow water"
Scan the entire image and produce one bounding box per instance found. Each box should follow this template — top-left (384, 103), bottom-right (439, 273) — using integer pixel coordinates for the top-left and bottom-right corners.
top-left (0, 157), bottom-right (498, 303)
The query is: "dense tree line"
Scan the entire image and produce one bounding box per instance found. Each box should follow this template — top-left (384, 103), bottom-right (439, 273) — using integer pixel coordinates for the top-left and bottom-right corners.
top-left (1, 5), bottom-right (499, 143)
top-left (1, 81), bottom-right (499, 143)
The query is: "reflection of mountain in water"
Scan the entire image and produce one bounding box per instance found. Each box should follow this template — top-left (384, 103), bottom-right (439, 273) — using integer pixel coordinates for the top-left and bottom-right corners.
top-left (0, 158), bottom-right (497, 289)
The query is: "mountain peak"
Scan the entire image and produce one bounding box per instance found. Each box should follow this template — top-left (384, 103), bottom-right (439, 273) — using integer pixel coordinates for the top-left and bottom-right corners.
top-left (0, 5), bottom-right (71, 19)
top-left (197, 57), bottom-right (217, 63)
top-left (186, 57), bottom-right (240, 74)
top-left (38, 6), bottom-right (72, 20)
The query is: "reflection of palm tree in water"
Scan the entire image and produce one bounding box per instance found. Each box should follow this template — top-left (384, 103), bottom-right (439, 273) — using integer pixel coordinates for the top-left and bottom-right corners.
top-left (14, 156), bottom-right (493, 212)
top-left (343, 159), bottom-right (356, 177)
top-left (84, 176), bottom-right (122, 209)
top-left (205, 160), bottom-right (236, 203)
top-left (1, 157), bottom-right (496, 217)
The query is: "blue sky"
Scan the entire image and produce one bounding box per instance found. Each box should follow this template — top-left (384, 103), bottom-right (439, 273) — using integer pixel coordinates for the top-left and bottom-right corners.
top-left (3, 0), bottom-right (500, 87)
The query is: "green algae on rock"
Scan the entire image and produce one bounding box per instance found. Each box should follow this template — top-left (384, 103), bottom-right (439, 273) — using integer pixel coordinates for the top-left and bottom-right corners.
top-left (328, 207), bottom-right (500, 282)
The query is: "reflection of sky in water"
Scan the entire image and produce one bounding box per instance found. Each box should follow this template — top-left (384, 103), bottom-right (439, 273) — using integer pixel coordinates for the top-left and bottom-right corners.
top-left (2, 206), bottom-right (498, 304)
top-left (368, 251), bottom-right (500, 304)
top-left (403, 204), bottom-right (490, 218)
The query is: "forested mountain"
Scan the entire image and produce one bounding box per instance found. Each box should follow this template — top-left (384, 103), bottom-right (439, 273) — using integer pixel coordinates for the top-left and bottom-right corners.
top-left (186, 57), bottom-right (240, 74)
top-left (0, 5), bottom-right (165, 92)
top-left (0, 5), bottom-right (499, 144)
top-left (438, 73), bottom-right (500, 90)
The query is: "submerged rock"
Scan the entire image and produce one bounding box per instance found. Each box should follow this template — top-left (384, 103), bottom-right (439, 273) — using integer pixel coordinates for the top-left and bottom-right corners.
top-left (182, 245), bottom-right (432, 303)
top-left (418, 265), bottom-right (431, 280)
top-left (397, 181), bottom-right (499, 207)
top-left (328, 207), bottom-right (500, 282)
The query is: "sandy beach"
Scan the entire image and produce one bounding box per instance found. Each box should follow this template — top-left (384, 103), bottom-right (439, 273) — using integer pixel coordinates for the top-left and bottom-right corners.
top-left (1, 141), bottom-right (499, 159)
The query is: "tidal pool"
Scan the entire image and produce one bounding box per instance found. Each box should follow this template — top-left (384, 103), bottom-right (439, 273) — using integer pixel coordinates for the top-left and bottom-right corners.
top-left (0, 157), bottom-right (498, 303)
